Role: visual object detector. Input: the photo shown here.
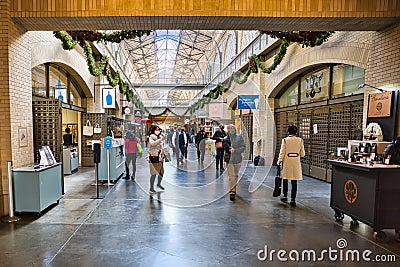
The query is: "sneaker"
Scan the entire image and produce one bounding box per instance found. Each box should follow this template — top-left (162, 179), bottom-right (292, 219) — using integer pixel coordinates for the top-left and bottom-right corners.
top-left (122, 176), bottom-right (129, 180)
top-left (280, 197), bottom-right (288, 203)
top-left (290, 201), bottom-right (296, 207)
top-left (220, 168), bottom-right (225, 171)
top-left (149, 189), bottom-right (156, 194)
top-left (157, 184), bottom-right (165, 191)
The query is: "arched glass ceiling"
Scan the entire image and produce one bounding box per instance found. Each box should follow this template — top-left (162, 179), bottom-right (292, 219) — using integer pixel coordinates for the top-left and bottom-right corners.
top-left (124, 30), bottom-right (216, 85)
top-left (122, 30), bottom-right (218, 105)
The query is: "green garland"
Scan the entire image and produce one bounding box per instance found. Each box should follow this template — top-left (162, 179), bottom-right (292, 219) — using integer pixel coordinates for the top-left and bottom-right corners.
top-left (189, 31), bottom-right (334, 113)
top-left (54, 30), bottom-right (151, 50)
top-left (54, 30), bottom-right (151, 112)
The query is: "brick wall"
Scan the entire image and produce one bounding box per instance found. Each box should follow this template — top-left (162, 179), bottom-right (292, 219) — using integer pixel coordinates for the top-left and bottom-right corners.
top-left (0, 0), bottom-right (33, 216)
top-left (0, 0), bottom-right (11, 215)
top-left (363, 25), bottom-right (400, 129)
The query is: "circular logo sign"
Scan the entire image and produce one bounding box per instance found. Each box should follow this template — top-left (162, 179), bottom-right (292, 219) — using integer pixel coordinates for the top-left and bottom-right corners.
top-left (344, 180), bottom-right (358, 204)
top-left (124, 107), bottom-right (131, 115)
top-left (376, 102), bottom-right (382, 111)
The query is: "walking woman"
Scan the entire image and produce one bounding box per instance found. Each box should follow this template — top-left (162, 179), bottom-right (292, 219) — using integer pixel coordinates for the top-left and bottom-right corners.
top-left (124, 129), bottom-right (140, 180)
top-left (277, 125), bottom-right (305, 207)
top-left (148, 125), bottom-right (167, 194)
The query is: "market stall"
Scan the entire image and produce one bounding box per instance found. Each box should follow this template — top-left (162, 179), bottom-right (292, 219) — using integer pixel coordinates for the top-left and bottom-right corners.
top-left (328, 159), bottom-right (400, 241)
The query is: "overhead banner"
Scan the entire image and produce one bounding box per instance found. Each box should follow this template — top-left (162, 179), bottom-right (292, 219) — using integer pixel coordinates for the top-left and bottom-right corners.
top-left (209, 103), bottom-right (223, 119)
top-left (102, 88), bottom-right (116, 109)
top-left (237, 95), bottom-right (259, 110)
top-left (368, 91), bottom-right (392, 118)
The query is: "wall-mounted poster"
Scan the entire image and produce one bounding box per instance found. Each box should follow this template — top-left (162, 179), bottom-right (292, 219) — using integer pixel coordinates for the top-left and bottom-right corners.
top-left (368, 91), bottom-right (392, 118)
top-left (102, 88), bottom-right (116, 109)
top-left (19, 127), bottom-right (28, 147)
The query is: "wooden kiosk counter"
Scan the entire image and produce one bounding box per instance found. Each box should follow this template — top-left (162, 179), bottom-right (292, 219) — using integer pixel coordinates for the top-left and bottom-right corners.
top-left (328, 159), bottom-right (400, 241)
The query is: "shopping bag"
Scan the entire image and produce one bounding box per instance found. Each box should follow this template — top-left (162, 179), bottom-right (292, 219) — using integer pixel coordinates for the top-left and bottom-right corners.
top-left (164, 153), bottom-right (171, 162)
top-left (83, 120), bottom-right (93, 136)
top-left (137, 142), bottom-right (143, 155)
top-left (272, 164), bottom-right (282, 197)
top-left (93, 123), bottom-right (102, 134)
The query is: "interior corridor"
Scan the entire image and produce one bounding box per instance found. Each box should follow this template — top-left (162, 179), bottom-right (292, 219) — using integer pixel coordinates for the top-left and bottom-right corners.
top-left (0, 147), bottom-right (399, 266)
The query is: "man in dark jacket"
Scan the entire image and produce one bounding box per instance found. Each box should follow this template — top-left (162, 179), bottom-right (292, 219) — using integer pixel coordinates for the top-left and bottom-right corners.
top-left (223, 124), bottom-right (246, 201)
top-left (172, 127), bottom-right (184, 165)
top-left (213, 124), bottom-right (226, 171)
top-left (195, 127), bottom-right (208, 163)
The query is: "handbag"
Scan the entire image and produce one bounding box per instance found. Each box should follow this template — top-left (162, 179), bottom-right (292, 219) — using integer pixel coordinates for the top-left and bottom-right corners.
top-left (216, 141), bottom-right (223, 149)
top-left (149, 151), bottom-right (160, 163)
top-left (272, 164), bottom-right (282, 197)
top-left (149, 156), bottom-right (160, 163)
top-left (93, 123), bottom-right (102, 134)
top-left (83, 120), bottom-right (93, 136)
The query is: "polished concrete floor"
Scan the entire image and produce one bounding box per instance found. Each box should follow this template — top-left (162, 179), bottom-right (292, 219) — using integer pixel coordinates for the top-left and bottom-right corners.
top-left (1, 146), bottom-right (400, 266)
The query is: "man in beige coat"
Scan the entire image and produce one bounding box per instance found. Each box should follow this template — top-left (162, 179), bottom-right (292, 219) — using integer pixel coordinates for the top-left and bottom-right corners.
top-left (277, 125), bottom-right (305, 207)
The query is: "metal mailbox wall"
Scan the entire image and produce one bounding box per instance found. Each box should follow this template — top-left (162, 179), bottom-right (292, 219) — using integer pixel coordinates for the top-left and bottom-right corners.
top-left (274, 100), bottom-right (363, 181)
top-left (33, 98), bottom-right (62, 163)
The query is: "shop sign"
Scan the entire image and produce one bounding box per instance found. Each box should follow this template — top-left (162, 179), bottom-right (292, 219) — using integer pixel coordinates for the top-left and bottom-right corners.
top-left (123, 106), bottom-right (131, 115)
top-left (209, 103), bottom-right (223, 118)
top-left (368, 91), bottom-right (392, 118)
top-left (344, 179), bottom-right (358, 204)
top-left (102, 88), bottom-right (116, 109)
top-left (103, 136), bottom-right (113, 149)
top-left (237, 95), bottom-right (259, 110)
top-left (134, 109), bottom-right (142, 122)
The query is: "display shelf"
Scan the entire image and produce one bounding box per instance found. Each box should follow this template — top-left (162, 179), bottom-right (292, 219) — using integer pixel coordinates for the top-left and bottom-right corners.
top-left (348, 140), bottom-right (390, 156)
top-left (98, 144), bottom-right (126, 181)
top-left (12, 163), bottom-right (62, 213)
top-left (63, 147), bottom-right (78, 174)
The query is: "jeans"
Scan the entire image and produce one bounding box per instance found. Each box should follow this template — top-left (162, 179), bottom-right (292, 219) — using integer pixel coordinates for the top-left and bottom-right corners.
top-left (216, 148), bottom-right (224, 169)
top-left (125, 153), bottom-right (137, 178)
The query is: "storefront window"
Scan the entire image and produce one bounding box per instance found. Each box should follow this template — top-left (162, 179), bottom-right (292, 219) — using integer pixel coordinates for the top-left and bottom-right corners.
top-left (278, 82), bottom-right (298, 107)
top-left (32, 63), bottom-right (86, 108)
top-left (332, 65), bottom-right (365, 98)
top-left (300, 67), bottom-right (329, 103)
top-left (32, 65), bottom-right (46, 97)
top-left (49, 65), bottom-right (68, 102)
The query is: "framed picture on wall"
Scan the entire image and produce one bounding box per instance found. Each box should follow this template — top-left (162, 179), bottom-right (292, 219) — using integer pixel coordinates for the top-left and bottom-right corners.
top-left (19, 127), bottom-right (28, 147)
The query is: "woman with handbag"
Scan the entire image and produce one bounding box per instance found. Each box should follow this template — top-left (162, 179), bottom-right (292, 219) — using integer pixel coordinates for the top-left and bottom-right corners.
top-left (124, 129), bottom-right (140, 180)
top-left (277, 125), bottom-right (305, 207)
top-left (148, 125), bottom-right (167, 194)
